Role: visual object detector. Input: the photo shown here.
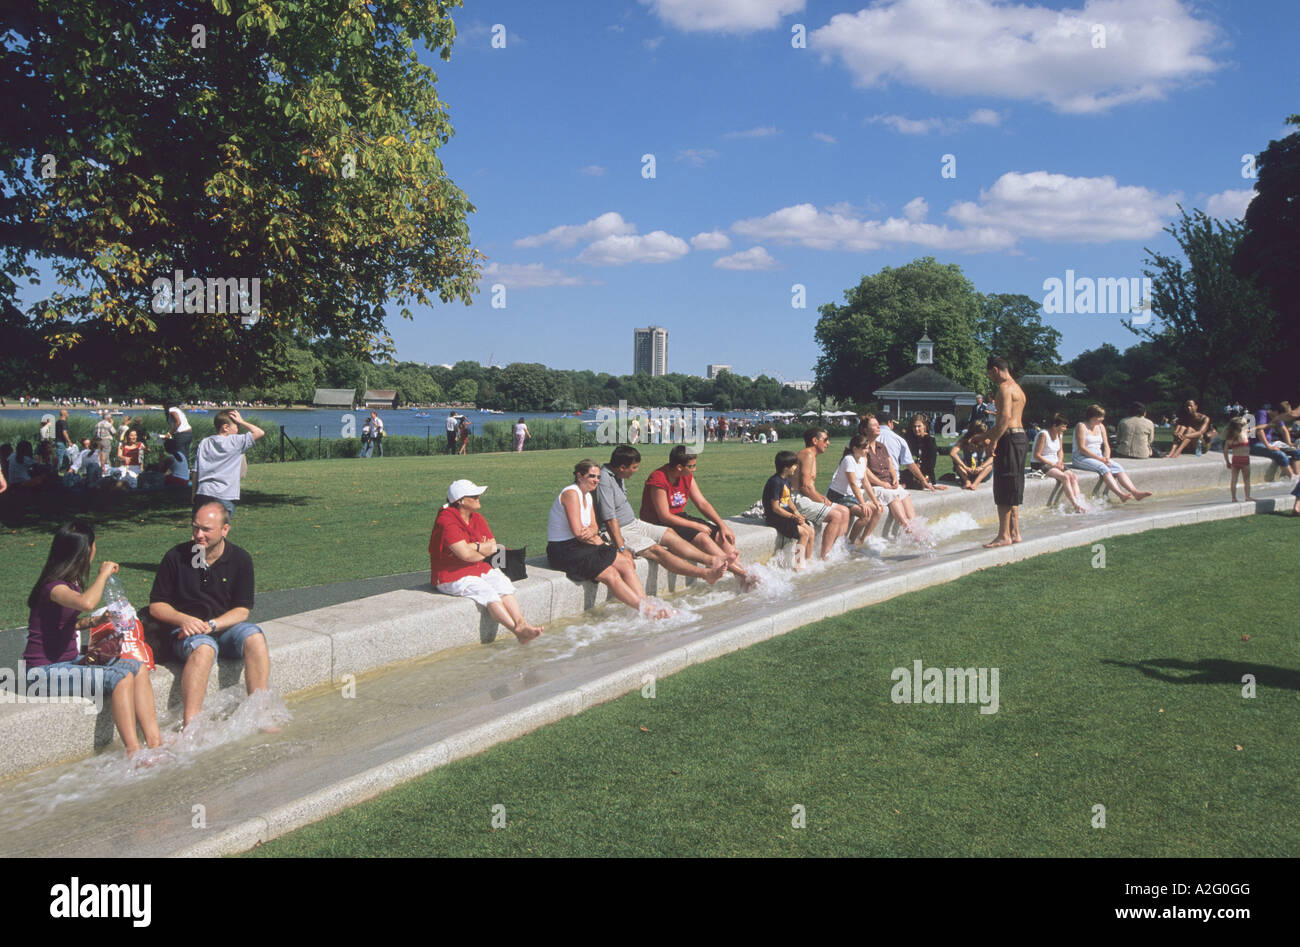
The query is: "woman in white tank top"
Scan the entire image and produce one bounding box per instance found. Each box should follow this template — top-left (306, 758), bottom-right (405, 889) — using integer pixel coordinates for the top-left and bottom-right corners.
top-left (1032, 414), bottom-right (1087, 512)
top-left (1070, 405), bottom-right (1152, 502)
top-left (546, 459), bottom-right (671, 618)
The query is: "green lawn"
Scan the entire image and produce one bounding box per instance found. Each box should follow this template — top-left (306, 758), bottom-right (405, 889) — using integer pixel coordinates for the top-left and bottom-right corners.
top-left (247, 516), bottom-right (1299, 857)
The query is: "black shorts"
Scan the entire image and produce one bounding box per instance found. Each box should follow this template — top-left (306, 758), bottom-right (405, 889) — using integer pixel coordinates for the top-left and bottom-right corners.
top-left (992, 431), bottom-right (1028, 506)
top-left (764, 514), bottom-right (803, 540)
top-left (669, 513), bottom-right (720, 544)
top-left (546, 539), bottom-right (617, 582)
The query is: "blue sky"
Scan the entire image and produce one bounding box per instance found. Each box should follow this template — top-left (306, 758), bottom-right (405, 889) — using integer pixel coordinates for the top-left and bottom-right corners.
top-left (387, 0), bottom-right (1297, 383)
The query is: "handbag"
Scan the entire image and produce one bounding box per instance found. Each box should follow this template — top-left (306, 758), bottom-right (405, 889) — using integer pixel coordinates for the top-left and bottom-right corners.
top-left (84, 615), bottom-right (156, 670)
top-left (490, 546), bottom-right (528, 581)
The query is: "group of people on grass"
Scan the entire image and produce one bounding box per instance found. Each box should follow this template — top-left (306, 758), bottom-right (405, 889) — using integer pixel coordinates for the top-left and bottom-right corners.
top-left (2, 405), bottom-right (199, 496)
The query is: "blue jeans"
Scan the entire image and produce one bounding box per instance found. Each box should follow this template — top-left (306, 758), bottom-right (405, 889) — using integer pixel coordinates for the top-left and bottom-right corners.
top-left (24, 657), bottom-right (141, 696)
top-left (171, 621), bottom-right (264, 661)
top-left (1250, 442), bottom-right (1299, 469)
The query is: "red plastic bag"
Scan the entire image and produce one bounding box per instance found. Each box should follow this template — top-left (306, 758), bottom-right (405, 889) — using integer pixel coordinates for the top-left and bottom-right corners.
top-left (85, 616), bottom-right (156, 670)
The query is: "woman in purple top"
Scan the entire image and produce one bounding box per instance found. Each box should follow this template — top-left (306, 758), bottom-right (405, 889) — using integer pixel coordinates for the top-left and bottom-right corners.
top-left (25, 521), bottom-right (162, 756)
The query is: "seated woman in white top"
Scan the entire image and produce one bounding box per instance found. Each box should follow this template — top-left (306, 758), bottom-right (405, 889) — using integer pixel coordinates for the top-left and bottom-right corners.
top-left (1032, 414), bottom-right (1088, 513)
top-left (825, 435), bottom-right (886, 546)
top-left (1071, 404), bottom-right (1152, 502)
top-left (546, 459), bottom-right (673, 618)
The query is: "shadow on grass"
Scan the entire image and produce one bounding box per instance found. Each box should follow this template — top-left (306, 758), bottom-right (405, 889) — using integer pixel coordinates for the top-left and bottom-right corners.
top-left (1102, 657), bottom-right (1300, 690)
top-left (0, 487), bottom-right (309, 532)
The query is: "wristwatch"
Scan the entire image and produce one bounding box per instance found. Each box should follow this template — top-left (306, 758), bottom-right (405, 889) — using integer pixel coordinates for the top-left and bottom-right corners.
top-left (208, 619), bottom-right (217, 634)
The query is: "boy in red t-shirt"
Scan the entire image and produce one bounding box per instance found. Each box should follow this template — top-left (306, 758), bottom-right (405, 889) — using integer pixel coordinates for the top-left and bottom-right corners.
top-left (639, 445), bottom-right (754, 588)
top-left (429, 479), bottom-right (543, 642)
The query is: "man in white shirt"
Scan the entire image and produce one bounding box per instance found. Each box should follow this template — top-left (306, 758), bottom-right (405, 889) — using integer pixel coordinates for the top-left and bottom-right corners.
top-left (866, 417), bottom-right (942, 493)
top-left (193, 409), bottom-right (265, 517)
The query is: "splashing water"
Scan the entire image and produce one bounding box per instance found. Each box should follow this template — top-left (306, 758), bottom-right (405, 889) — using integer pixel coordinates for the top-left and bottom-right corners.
top-left (1, 688), bottom-right (291, 825)
top-left (921, 511), bottom-right (981, 542)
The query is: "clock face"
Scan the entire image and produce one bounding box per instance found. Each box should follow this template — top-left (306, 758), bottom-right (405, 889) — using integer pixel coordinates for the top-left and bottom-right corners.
top-left (918, 346), bottom-right (933, 363)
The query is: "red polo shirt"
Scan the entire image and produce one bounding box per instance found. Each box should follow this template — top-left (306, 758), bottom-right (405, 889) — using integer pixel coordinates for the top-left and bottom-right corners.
top-left (429, 506), bottom-right (494, 584)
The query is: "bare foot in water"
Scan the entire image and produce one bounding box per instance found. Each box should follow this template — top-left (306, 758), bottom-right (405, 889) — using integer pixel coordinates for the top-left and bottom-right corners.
top-left (983, 537), bottom-right (1013, 548)
top-left (639, 599), bottom-right (677, 620)
top-left (740, 570), bottom-right (761, 590)
top-left (512, 623), bottom-right (543, 642)
top-left (703, 558), bottom-right (728, 585)
top-left (1132, 490), bottom-right (1153, 500)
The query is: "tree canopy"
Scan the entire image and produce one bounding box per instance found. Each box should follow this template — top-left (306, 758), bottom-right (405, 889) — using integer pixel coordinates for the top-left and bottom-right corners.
top-left (2, 0), bottom-right (479, 390)
top-left (973, 293), bottom-right (1062, 376)
top-left (1135, 206), bottom-right (1277, 404)
top-left (1235, 114), bottom-right (1300, 394)
top-left (814, 258), bottom-right (990, 403)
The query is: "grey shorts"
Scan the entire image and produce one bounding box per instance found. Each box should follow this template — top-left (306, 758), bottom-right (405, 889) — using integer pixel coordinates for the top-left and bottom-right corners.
top-left (602, 518), bottom-right (667, 555)
top-left (792, 494), bottom-right (833, 525)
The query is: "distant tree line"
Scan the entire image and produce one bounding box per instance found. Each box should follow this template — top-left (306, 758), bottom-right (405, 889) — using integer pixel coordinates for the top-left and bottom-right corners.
top-left (3, 333), bottom-right (813, 413)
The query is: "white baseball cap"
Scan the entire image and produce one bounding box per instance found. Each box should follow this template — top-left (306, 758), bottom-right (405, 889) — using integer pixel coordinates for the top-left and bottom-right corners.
top-left (446, 479), bottom-right (487, 504)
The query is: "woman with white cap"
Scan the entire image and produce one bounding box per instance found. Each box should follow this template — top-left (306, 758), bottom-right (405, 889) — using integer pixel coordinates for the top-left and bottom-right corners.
top-left (429, 479), bottom-right (543, 642)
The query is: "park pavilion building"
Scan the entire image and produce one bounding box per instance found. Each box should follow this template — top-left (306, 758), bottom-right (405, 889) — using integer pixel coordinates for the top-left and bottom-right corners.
top-left (872, 334), bottom-right (978, 422)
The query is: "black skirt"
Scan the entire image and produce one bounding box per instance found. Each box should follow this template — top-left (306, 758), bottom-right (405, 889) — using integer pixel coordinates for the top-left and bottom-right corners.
top-left (547, 538), bottom-right (617, 581)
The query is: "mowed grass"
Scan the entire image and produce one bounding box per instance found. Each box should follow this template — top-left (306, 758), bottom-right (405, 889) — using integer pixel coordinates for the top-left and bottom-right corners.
top-left (248, 516), bottom-right (1299, 858)
top-left (0, 443), bottom-right (790, 628)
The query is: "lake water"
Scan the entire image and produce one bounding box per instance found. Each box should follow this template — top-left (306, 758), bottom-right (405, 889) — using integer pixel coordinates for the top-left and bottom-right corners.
top-left (1, 406), bottom-right (800, 440)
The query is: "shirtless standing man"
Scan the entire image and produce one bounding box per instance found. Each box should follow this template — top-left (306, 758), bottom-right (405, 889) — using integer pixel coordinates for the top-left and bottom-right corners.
top-left (793, 428), bottom-right (851, 559)
top-left (973, 356), bottom-right (1027, 548)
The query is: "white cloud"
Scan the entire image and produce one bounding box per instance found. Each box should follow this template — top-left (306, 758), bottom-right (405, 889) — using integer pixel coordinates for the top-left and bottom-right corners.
top-left (644, 36), bottom-right (664, 50)
top-left (812, 132), bottom-right (838, 144)
top-left (479, 263), bottom-right (592, 288)
top-left (1204, 189), bottom-right (1254, 221)
top-left (947, 171), bottom-right (1179, 242)
top-left (676, 148), bottom-right (720, 167)
top-left (731, 171), bottom-right (1180, 252)
top-left (641, 0), bottom-right (805, 33)
top-left (813, 0), bottom-right (1220, 114)
top-left (715, 247), bottom-right (779, 270)
top-left (723, 126), bottom-right (780, 139)
top-left (870, 109), bottom-right (1005, 135)
top-left (579, 165), bottom-right (608, 177)
top-left (691, 231), bottom-right (732, 250)
top-left (578, 231), bottom-right (691, 265)
top-left (733, 202), bottom-right (1013, 252)
top-left (516, 211), bottom-right (636, 249)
